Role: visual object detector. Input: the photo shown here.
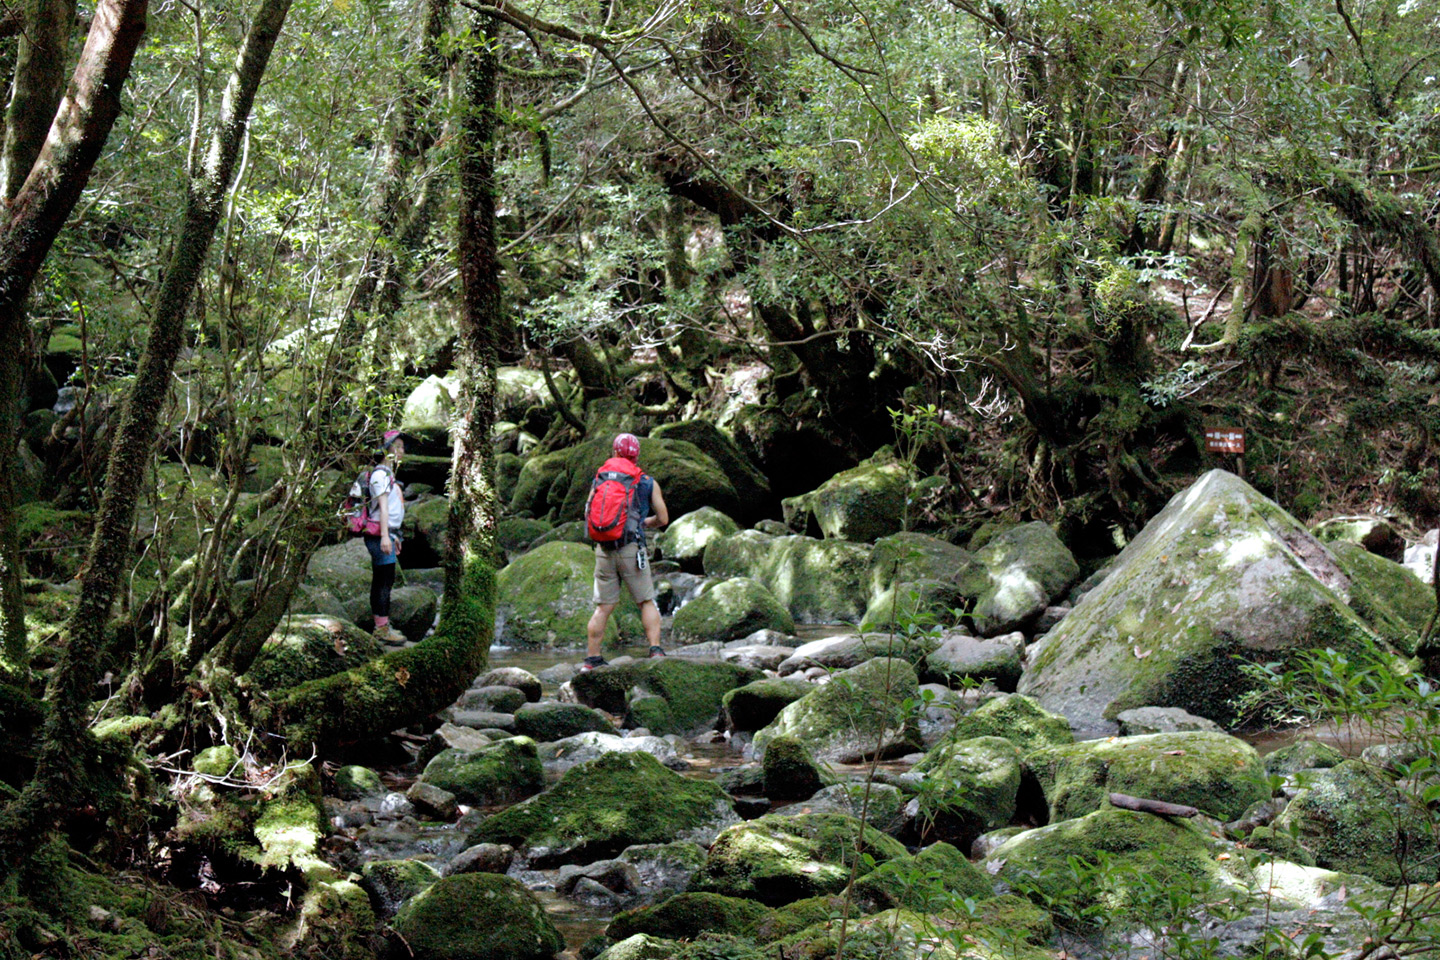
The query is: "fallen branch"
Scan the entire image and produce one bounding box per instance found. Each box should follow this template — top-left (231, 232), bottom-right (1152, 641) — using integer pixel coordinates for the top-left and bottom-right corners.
top-left (1109, 792), bottom-right (1201, 818)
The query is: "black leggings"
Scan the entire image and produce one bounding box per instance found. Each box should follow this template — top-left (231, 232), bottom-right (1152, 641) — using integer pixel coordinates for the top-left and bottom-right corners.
top-left (371, 562), bottom-right (396, 618)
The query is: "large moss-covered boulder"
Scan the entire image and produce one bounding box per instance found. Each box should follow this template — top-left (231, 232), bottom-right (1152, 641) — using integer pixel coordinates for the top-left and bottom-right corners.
top-left (361, 859), bottom-right (440, 919)
top-left (404, 495), bottom-right (451, 562)
top-left (783, 453), bottom-right (910, 543)
top-left (390, 873), bottom-right (563, 960)
top-left (1328, 540), bottom-right (1434, 654)
top-left (1263, 740), bottom-right (1345, 777)
top-left (606, 892), bottom-right (772, 941)
top-left (761, 735), bottom-right (833, 800)
top-left (671, 578), bottom-right (796, 644)
top-left (858, 579), bottom-right (970, 634)
top-left (593, 935), bottom-right (678, 960)
top-left (753, 658), bottom-right (922, 763)
top-left (510, 436), bottom-right (740, 523)
top-left (985, 808), bottom-right (1251, 912)
top-left (419, 738), bottom-right (545, 806)
top-left (1019, 470), bottom-right (1381, 731)
top-left (303, 539), bottom-right (374, 601)
top-left (497, 517), bottom-right (553, 561)
top-left (852, 841), bottom-right (992, 909)
top-left (495, 541), bottom-right (638, 648)
top-left (514, 702), bottom-right (616, 741)
top-left (469, 752), bottom-right (740, 866)
top-left (694, 812), bottom-right (907, 906)
top-left (496, 366), bottom-right (552, 422)
top-left (1024, 731), bottom-right (1270, 823)
top-left (920, 632), bottom-right (1026, 690)
top-left (867, 532), bottom-right (977, 606)
top-left (910, 736), bottom-right (1022, 848)
top-left (571, 657), bottom-right (763, 735)
top-left (959, 522), bottom-right (1078, 636)
top-left (939, 694), bottom-right (1073, 752)
top-left (1312, 516), bottom-right (1405, 561)
top-left (400, 374), bottom-right (459, 446)
top-left (722, 679), bottom-right (813, 732)
top-left (704, 532), bottom-right (871, 623)
top-left (775, 782), bottom-right (909, 836)
top-left (244, 616), bottom-right (382, 690)
top-left (651, 420), bottom-right (774, 524)
top-left (658, 507), bottom-right (742, 571)
top-left (1272, 759), bottom-right (1439, 884)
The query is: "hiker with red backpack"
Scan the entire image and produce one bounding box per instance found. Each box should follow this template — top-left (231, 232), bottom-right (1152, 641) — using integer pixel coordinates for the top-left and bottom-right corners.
top-left (345, 430), bottom-right (408, 643)
top-left (581, 433), bottom-right (669, 671)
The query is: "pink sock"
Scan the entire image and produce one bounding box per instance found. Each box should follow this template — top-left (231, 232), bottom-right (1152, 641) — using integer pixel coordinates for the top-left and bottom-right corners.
top-left (375, 616), bottom-right (389, 627)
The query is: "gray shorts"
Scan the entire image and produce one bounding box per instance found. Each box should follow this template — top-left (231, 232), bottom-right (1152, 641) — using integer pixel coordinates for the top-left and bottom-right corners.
top-left (593, 542), bottom-right (655, 605)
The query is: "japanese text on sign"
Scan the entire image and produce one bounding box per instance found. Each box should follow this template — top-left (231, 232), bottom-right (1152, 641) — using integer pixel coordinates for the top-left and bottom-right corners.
top-left (1205, 428), bottom-right (1245, 454)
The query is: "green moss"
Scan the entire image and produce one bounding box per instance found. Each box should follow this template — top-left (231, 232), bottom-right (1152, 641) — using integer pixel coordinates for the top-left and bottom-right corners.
top-left (469, 751), bottom-right (737, 865)
top-left (786, 453), bottom-right (910, 543)
top-left (1245, 825), bottom-right (1316, 866)
top-left (626, 695), bottom-right (675, 733)
top-left (722, 678), bottom-right (813, 732)
top-left (694, 812), bottom-right (908, 906)
top-left (572, 658), bottom-right (764, 734)
top-left (704, 532), bottom-right (873, 624)
top-left (497, 517), bottom-right (553, 556)
top-left (753, 658), bottom-right (923, 764)
top-left (942, 694), bottom-right (1073, 751)
top-left (672, 577), bottom-right (796, 644)
top-left (1263, 740), bottom-right (1345, 777)
top-left (761, 735), bottom-right (833, 800)
top-left (909, 737), bottom-right (1022, 845)
top-left (420, 738), bottom-right (544, 805)
top-left (660, 506), bottom-right (743, 565)
top-left (361, 860), bottom-right (441, 918)
top-left (1329, 540), bottom-right (1433, 654)
top-left (752, 896), bottom-right (848, 944)
top-left (295, 878), bottom-right (378, 960)
top-left (391, 874), bottom-right (564, 960)
top-left (513, 702), bottom-right (616, 741)
top-left (244, 615), bottom-right (383, 690)
top-left (853, 842), bottom-right (992, 910)
top-left (14, 503), bottom-right (91, 579)
top-left (193, 745), bottom-right (239, 777)
top-left (607, 892), bottom-right (773, 941)
top-left (1024, 731), bottom-right (1270, 822)
top-left (253, 763), bottom-right (326, 871)
top-left (495, 541), bottom-right (638, 647)
top-left (334, 764), bottom-right (385, 799)
top-left (593, 934), bottom-right (679, 960)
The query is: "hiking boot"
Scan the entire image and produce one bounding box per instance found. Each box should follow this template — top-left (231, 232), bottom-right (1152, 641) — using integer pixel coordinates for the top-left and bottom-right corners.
top-left (648, 645), bottom-right (666, 658)
top-left (372, 622), bottom-right (407, 645)
top-left (580, 655), bottom-right (608, 672)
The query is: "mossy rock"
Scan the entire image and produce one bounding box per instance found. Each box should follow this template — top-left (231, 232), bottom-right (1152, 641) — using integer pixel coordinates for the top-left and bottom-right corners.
top-left (910, 736), bottom-right (1022, 847)
top-left (1264, 740), bottom-right (1345, 777)
top-left (404, 496), bottom-right (452, 563)
top-left (361, 859), bottom-right (440, 919)
top-left (419, 738), bottom-right (545, 806)
top-left (777, 632), bottom-right (939, 674)
top-left (22, 588), bottom-right (77, 656)
top-left (15, 502), bottom-right (92, 580)
top-left (754, 658), bottom-right (922, 763)
top-left (722, 679), bottom-right (813, 733)
top-left (658, 507), bottom-right (742, 570)
top-left (497, 517), bottom-right (553, 560)
top-left (593, 935), bottom-right (679, 960)
top-left (513, 702), bottom-right (617, 741)
top-left (303, 539), bottom-right (375, 603)
top-left (193, 745), bottom-right (239, 778)
top-left (867, 532), bottom-right (978, 608)
top-left (694, 812), bottom-right (907, 906)
top-left (606, 892), bottom-right (773, 941)
top-left (761, 735), bottom-right (832, 801)
top-left (852, 841), bottom-right (992, 910)
top-left (959, 521), bottom-right (1079, 636)
top-left (495, 541), bottom-right (638, 648)
top-left (777, 907), bottom-right (1053, 960)
top-left (775, 783), bottom-right (908, 836)
top-left (858, 579), bottom-right (970, 633)
top-left (783, 453), bottom-right (911, 543)
top-left (496, 366), bottom-right (553, 422)
top-left (469, 752), bottom-right (740, 866)
top-left (1019, 470), bottom-right (1384, 730)
top-left (251, 763), bottom-right (328, 871)
top-left (571, 657), bottom-right (764, 735)
top-left (651, 420), bottom-right (774, 524)
top-left (1272, 759), bottom-right (1440, 884)
top-left (985, 808), bottom-right (1251, 913)
top-left (672, 577), bottom-right (796, 645)
top-left (496, 453), bottom-right (525, 507)
top-left (752, 895), bottom-right (850, 944)
top-left (1024, 731), bottom-right (1271, 823)
top-left (920, 632), bottom-right (1026, 691)
top-left (938, 693), bottom-right (1073, 752)
top-left (243, 616), bottom-right (383, 690)
top-left (704, 532), bottom-right (872, 624)
top-left (625, 695), bottom-right (673, 732)
top-left (528, 519), bottom-right (591, 549)
top-left (390, 873), bottom-right (564, 960)
top-left (334, 765), bottom-right (385, 800)
top-left (1312, 516), bottom-right (1405, 561)
top-left (1328, 540), bottom-right (1433, 654)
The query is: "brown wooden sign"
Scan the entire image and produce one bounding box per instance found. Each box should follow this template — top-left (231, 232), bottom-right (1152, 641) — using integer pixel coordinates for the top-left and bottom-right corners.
top-left (1205, 428), bottom-right (1245, 454)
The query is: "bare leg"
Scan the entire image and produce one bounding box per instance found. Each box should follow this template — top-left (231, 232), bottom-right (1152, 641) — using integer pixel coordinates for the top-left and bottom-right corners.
top-left (587, 603), bottom-right (615, 657)
top-left (639, 599), bottom-right (661, 647)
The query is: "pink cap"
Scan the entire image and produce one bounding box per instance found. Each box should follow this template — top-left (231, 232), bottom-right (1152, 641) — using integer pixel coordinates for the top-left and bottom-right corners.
top-left (613, 433), bottom-right (640, 461)
top-left (382, 430), bottom-right (402, 448)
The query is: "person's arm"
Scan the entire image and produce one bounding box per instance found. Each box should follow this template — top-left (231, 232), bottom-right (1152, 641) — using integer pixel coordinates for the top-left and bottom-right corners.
top-left (645, 481), bottom-right (669, 529)
top-left (378, 470), bottom-right (393, 555)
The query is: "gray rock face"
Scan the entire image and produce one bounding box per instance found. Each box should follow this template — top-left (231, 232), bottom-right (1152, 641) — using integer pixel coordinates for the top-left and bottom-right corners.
top-left (619, 841), bottom-right (708, 899)
top-left (1115, 706), bottom-right (1224, 735)
top-left (719, 644), bottom-right (795, 672)
top-left (753, 657), bottom-right (923, 763)
top-left (456, 685), bottom-right (528, 714)
top-left (962, 521), bottom-right (1079, 635)
top-left (406, 781), bottom-right (459, 819)
top-left (921, 631), bottom-right (1025, 690)
top-left (1019, 470), bottom-right (1380, 731)
top-left (443, 709), bottom-right (517, 731)
top-left (556, 860), bottom-right (643, 905)
top-left (446, 843), bottom-right (515, 876)
top-left (538, 732), bottom-right (679, 770)
top-left (474, 667), bottom-right (543, 702)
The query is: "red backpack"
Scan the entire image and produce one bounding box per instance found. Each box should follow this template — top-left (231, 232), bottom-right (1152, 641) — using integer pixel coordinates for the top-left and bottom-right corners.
top-left (585, 457), bottom-right (647, 545)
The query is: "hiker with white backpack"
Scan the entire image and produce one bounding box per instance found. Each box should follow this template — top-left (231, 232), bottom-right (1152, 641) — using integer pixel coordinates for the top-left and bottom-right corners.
top-left (345, 429), bottom-right (408, 643)
top-left (581, 433), bottom-right (669, 671)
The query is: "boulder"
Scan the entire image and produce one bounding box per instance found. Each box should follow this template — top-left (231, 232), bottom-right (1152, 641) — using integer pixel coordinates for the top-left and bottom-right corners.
top-left (1115, 706), bottom-right (1223, 735)
top-left (1263, 740), bottom-right (1345, 777)
top-left (406, 781), bottom-right (458, 819)
top-left (243, 616), bottom-right (381, 690)
top-left (651, 420), bottom-right (774, 524)
top-left (852, 841), bottom-right (991, 909)
top-left (456, 685), bottom-right (527, 714)
top-left (704, 531), bottom-right (871, 623)
top-left (657, 506), bottom-right (741, 571)
top-left (570, 658), bottom-right (763, 736)
top-left (419, 738), bottom-right (545, 806)
top-left (858, 579), bottom-right (969, 634)
top-left (1328, 540), bottom-right (1434, 653)
top-left (1313, 515), bottom-right (1406, 561)
top-left (399, 374), bottom-right (459, 446)
top-left (909, 736), bottom-right (1022, 848)
top-left (496, 366), bottom-right (552, 422)
top-left (333, 765), bottom-right (384, 801)
top-left (960, 521), bottom-right (1079, 635)
top-left (303, 540), bottom-right (374, 603)
top-left (722, 679), bottom-right (813, 732)
top-left (937, 693), bottom-right (1073, 752)
top-left (442, 710), bottom-right (517, 732)
top-left (593, 935), bottom-right (676, 960)
top-left (985, 808), bottom-right (1251, 913)
top-left (752, 658), bottom-right (923, 763)
top-left (671, 578), bottom-right (795, 645)
top-left (619, 841), bottom-right (709, 899)
top-left (1024, 731), bottom-right (1270, 823)
top-left (783, 453), bottom-right (910, 543)
top-left (360, 859), bottom-right (440, 919)
top-left (390, 873), bottom-right (564, 960)
top-left (719, 644), bottom-right (795, 672)
top-left (775, 783), bottom-right (909, 837)
top-left (1272, 759), bottom-right (1439, 884)
top-left (446, 843), bottom-right (515, 875)
top-left (694, 812), bottom-right (907, 906)
top-left (468, 752), bottom-right (740, 866)
top-left (513, 702), bottom-right (616, 741)
top-left (388, 584), bottom-right (438, 641)
top-left (1019, 470), bottom-right (1381, 731)
top-left (404, 496), bottom-right (450, 565)
top-left (920, 631), bottom-right (1025, 690)
top-left (418, 723), bottom-right (496, 766)
top-left (776, 632), bottom-right (937, 675)
top-left (497, 517), bottom-right (553, 561)
top-left (606, 892), bottom-right (772, 941)
top-left (761, 735), bottom-right (832, 801)
top-left (496, 541), bottom-right (639, 648)
top-left (867, 531), bottom-right (977, 604)
top-left (537, 732), bottom-right (679, 771)
top-left (474, 667), bottom-right (543, 702)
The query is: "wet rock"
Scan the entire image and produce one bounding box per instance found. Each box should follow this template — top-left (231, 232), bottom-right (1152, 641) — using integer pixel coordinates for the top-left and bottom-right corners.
top-left (619, 841), bottom-right (708, 898)
top-left (361, 859), bottom-right (440, 919)
top-left (406, 782), bottom-right (458, 820)
top-left (721, 678), bottom-right (812, 732)
top-left (557, 860), bottom-right (644, 906)
top-left (446, 843), bottom-right (515, 875)
top-left (571, 657), bottom-right (763, 736)
top-left (753, 658), bottom-right (922, 763)
top-left (761, 735), bottom-right (832, 800)
top-left (777, 633), bottom-right (937, 675)
top-left (390, 873), bottom-right (564, 960)
top-left (475, 667), bottom-right (544, 702)
top-left (920, 631), bottom-right (1025, 690)
top-left (513, 701), bottom-right (616, 741)
top-left (671, 577), bottom-right (796, 644)
top-left (910, 736), bottom-right (1021, 848)
top-left (718, 644), bottom-right (794, 672)
top-left (366, 792), bottom-right (415, 821)
top-left (538, 732), bottom-right (678, 771)
top-left (536, 662), bottom-right (578, 684)
top-left (419, 738), bottom-right (544, 806)
top-left (418, 722), bottom-right (495, 766)
top-left (1115, 706), bottom-right (1224, 735)
top-left (333, 764), bottom-right (385, 801)
top-left (456, 685), bottom-right (528, 714)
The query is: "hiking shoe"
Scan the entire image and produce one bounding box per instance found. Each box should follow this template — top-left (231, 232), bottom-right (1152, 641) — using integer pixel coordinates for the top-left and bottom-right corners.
top-left (372, 623), bottom-right (407, 645)
top-left (648, 645), bottom-right (666, 658)
top-left (580, 655), bottom-right (608, 672)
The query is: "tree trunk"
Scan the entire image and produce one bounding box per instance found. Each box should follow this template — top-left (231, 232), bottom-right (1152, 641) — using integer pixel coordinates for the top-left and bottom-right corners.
top-left (1, 0), bottom-right (76, 200)
top-left (0, 0), bottom-right (150, 878)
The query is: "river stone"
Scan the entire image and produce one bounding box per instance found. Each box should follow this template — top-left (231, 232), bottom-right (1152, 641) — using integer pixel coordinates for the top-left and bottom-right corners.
top-left (446, 843), bottom-right (515, 875)
top-left (694, 812), bottom-right (907, 906)
top-left (909, 736), bottom-right (1022, 848)
top-left (783, 453), bottom-right (910, 543)
top-left (1263, 740), bottom-right (1345, 777)
top-left (1115, 706), bottom-right (1224, 735)
top-left (419, 738), bottom-right (544, 807)
top-left (1272, 759), bottom-right (1439, 884)
top-left (391, 873), bottom-right (564, 960)
top-left (777, 783), bottom-right (909, 837)
top-left (455, 685), bottom-right (527, 714)
top-left (333, 765), bottom-right (384, 801)
top-left (495, 542), bottom-right (639, 648)
top-left (867, 531), bottom-right (977, 604)
top-left (703, 531), bottom-right (871, 623)
top-left (722, 679), bottom-right (813, 732)
top-left (777, 632), bottom-right (938, 675)
top-left (761, 735), bottom-right (832, 800)
top-left (671, 577), bottom-right (795, 644)
top-left (658, 506), bottom-right (741, 571)
top-left (557, 859), bottom-right (644, 903)
top-left (418, 723), bottom-right (495, 767)
top-left (606, 892), bottom-right (772, 942)
top-left (752, 658), bottom-right (923, 763)
top-left (1024, 731), bottom-right (1270, 822)
top-left (442, 710), bottom-right (517, 732)
top-left (1328, 539), bottom-right (1434, 653)
top-left (593, 935), bottom-right (677, 960)
top-left (361, 859), bottom-right (440, 919)
top-left (244, 615), bottom-right (381, 690)
top-left (474, 667), bottom-right (543, 702)
top-left (920, 631), bottom-right (1025, 690)
top-left (959, 521), bottom-right (1079, 636)
top-left (538, 732), bottom-right (678, 770)
top-left (468, 752), bottom-right (740, 867)
top-left (719, 644), bottom-right (795, 672)
top-left (386, 584), bottom-right (438, 641)
top-left (570, 657), bottom-right (763, 735)
top-left (513, 701), bottom-right (616, 741)
top-left (406, 781), bottom-right (458, 820)
top-left (936, 693), bottom-right (1073, 752)
top-left (1019, 470), bottom-right (1382, 731)
top-left (619, 841), bottom-right (708, 898)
